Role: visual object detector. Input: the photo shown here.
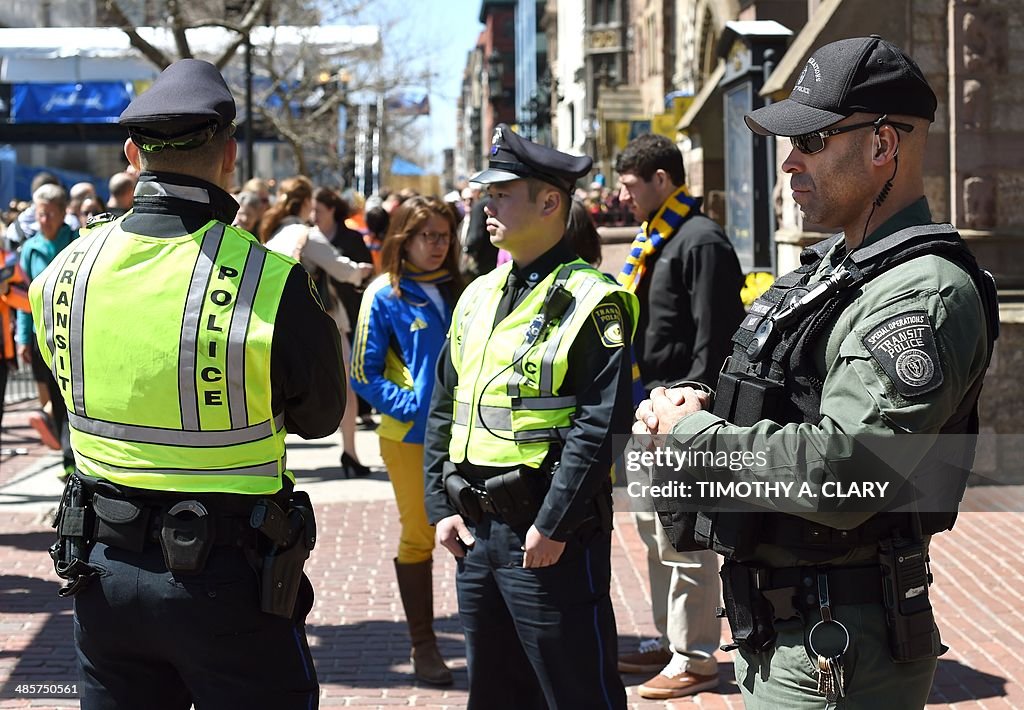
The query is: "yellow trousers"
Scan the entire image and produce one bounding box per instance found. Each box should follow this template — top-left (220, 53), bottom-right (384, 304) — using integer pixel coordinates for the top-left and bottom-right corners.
top-left (378, 438), bottom-right (435, 564)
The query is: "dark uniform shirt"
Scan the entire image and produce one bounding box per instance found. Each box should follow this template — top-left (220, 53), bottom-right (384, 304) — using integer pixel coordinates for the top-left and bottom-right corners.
top-left (424, 239), bottom-right (634, 541)
top-left (672, 198), bottom-right (989, 566)
top-left (123, 171), bottom-right (346, 440)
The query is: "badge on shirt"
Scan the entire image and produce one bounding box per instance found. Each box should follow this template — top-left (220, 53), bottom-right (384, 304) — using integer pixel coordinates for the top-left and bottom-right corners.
top-left (861, 310), bottom-right (943, 397)
top-left (591, 303), bottom-right (624, 349)
top-left (410, 317), bottom-right (427, 332)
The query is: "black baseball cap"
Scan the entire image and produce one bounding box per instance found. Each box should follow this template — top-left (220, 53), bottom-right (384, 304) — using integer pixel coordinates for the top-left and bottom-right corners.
top-left (471, 123), bottom-right (593, 194)
top-left (119, 59), bottom-right (236, 152)
top-left (745, 35), bottom-right (937, 137)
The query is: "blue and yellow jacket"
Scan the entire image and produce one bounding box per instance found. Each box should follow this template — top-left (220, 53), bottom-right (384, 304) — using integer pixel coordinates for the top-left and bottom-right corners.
top-left (351, 274), bottom-right (452, 444)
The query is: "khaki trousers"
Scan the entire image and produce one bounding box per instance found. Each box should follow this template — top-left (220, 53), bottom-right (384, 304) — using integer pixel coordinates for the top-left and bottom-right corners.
top-left (634, 511), bottom-right (721, 675)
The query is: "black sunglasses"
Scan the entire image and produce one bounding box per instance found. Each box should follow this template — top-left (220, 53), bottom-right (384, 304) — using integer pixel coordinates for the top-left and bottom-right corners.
top-left (790, 115), bottom-right (914, 155)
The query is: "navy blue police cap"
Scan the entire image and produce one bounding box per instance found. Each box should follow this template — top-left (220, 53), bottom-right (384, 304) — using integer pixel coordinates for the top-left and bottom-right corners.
top-left (119, 59), bottom-right (237, 152)
top-left (471, 124), bottom-right (592, 194)
top-left (745, 35), bottom-right (937, 137)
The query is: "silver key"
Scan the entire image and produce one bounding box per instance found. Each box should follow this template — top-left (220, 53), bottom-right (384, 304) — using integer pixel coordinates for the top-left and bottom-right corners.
top-left (829, 653), bottom-right (845, 698)
top-left (816, 654), bottom-right (835, 698)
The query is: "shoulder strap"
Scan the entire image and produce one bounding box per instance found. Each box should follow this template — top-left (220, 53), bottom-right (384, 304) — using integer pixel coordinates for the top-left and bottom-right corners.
top-left (850, 223), bottom-right (958, 266)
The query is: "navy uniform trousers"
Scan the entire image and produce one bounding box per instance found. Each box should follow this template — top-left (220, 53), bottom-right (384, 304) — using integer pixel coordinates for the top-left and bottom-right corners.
top-left (74, 541), bottom-right (318, 710)
top-left (456, 515), bottom-right (626, 710)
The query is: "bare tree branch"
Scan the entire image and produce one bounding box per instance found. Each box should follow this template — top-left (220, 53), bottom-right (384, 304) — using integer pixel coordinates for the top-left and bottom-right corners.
top-left (211, 0), bottom-right (275, 69)
top-left (167, 0), bottom-right (194, 60)
top-left (105, 0), bottom-right (172, 69)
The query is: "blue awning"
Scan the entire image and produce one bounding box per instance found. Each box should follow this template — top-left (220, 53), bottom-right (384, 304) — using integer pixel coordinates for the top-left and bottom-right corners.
top-left (11, 82), bottom-right (134, 124)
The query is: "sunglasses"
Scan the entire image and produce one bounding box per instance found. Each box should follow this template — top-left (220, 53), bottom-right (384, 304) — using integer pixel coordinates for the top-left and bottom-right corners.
top-left (790, 115), bottom-right (914, 155)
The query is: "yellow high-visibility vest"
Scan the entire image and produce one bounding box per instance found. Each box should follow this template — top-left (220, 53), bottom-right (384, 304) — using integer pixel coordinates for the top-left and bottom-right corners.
top-left (29, 217), bottom-right (297, 494)
top-left (448, 259), bottom-right (638, 468)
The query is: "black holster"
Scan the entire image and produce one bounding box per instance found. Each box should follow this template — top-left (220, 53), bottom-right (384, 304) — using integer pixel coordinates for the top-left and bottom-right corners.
top-left (49, 475), bottom-right (98, 597)
top-left (444, 473), bottom-right (483, 524)
top-left (444, 467), bottom-right (549, 528)
top-left (879, 535), bottom-right (943, 662)
top-left (484, 468), bottom-right (543, 528)
top-left (251, 491), bottom-right (317, 618)
top-left (718, 560), bottom-right (778, 654)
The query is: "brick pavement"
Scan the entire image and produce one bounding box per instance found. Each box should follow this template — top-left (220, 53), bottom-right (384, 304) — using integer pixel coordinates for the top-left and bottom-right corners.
top-left (1, 400), bottom-right (1022, 709)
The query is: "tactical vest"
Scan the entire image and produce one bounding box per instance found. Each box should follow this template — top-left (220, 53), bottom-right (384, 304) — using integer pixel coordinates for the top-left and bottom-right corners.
top-left (29, 217), bottom-right (296, 495)
top-left (656, 224), bottom-right (999, 562)
top-left (449, 259), bottom-right (639, 468)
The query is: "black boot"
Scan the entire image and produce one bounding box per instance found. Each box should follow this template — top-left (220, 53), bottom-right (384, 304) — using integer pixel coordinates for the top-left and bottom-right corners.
top-left (394, 558), bottom-right (453, 686)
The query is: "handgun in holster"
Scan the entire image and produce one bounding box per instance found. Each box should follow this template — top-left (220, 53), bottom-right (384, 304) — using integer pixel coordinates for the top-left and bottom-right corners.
top-left (879, 534), bottom-right (943, 662)
top-left (250, 492), bottom-right (317, 618)
top-left (717, 560), bottom-right (778, 654)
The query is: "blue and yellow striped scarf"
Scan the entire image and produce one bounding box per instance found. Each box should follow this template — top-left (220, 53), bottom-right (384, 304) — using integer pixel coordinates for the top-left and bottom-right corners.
top-left (403, 263), bottom-right (452, 284)
top-left (617, 185), bottom-right (698, 292)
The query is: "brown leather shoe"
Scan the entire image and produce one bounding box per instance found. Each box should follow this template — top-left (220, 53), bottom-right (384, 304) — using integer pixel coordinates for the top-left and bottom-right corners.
top-left (638, 658), bottom-right (719, 699)
top-left (617, 638), bottom-right (673, 673)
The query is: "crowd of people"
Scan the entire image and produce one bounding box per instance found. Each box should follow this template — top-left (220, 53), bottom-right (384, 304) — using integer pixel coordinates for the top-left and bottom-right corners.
top-left (0, 35), bottom-right (1001, 710)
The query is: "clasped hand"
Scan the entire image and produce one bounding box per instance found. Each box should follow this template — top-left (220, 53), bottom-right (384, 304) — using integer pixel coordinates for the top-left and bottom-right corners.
top-left (632, 385), bottom-right (710, 436)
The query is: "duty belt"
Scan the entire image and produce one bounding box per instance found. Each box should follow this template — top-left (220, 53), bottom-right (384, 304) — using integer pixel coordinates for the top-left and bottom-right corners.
top-left (91, 492), bottom-right (258, 553)
top-left (751, 563), bottom-right (884, 615)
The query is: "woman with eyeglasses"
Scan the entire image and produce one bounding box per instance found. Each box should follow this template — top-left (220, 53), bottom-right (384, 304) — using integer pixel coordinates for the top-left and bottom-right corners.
top-left (350, 196), bottom-right (464, 686)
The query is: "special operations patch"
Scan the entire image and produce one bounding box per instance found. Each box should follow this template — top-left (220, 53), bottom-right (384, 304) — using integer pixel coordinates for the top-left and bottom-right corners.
top-left (862, 310), bottom-right (944, 397)
top-left (591, 303), bottom-right (624, 349)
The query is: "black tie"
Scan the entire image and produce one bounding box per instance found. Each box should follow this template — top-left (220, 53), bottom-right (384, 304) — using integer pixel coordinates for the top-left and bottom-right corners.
top-left (495, 270), bottom-right (526, 324)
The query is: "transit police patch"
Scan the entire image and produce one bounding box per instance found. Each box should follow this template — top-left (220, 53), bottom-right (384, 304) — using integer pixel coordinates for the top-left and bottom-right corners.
top-left (862, 310), bottom-right (943, 397)
top-left (591, 303), bottom-right (624, 349)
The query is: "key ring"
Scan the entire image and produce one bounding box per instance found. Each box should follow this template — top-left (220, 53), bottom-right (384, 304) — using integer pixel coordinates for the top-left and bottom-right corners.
top-left (808, 617), bottom-right (850, 658)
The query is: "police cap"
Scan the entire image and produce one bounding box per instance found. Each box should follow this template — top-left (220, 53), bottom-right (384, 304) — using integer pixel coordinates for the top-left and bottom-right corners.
top-left (471, 124), bottom-right (592, 194)
top-left (119, 59), bottom-right (237, 152)
top-left (745, 35), bottom-right (937, 137)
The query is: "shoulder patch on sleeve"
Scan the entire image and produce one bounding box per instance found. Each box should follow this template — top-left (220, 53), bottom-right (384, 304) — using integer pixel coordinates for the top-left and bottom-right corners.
top-left (591, 302), bottom-right (624, 349)
top-left (861, 310), bottom-right (944, 397)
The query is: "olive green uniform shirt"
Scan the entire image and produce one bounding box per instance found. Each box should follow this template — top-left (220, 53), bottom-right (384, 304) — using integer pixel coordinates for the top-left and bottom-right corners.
top-left (670, 198), bottom-right (988, 567)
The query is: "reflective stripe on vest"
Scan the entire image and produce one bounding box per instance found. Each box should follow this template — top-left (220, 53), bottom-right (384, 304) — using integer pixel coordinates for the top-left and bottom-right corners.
top-left (448, 259), bottom-right (638, 468)
top-left (29, 217), bottom-right (295, 493)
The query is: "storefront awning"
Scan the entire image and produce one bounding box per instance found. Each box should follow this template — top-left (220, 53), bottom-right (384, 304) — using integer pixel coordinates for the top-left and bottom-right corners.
top-left (676, 62), bottom-right (725, 131)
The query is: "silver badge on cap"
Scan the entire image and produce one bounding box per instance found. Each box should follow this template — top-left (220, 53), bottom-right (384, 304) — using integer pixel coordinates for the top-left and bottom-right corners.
top-left (491, 126), bottom-right (503, 155)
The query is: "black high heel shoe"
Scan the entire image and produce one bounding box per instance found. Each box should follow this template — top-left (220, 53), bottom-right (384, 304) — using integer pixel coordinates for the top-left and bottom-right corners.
top-left (341, 451), bottom-right (372, 478)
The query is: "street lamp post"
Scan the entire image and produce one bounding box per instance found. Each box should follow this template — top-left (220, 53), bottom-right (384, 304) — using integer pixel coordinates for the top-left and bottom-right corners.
top-left (244, 33), bottom-right (254, 181)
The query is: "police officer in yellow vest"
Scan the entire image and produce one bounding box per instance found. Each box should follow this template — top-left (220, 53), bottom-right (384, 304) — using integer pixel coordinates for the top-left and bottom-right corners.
top-left (424, 124), bottom-right (638, 709)
top-left (30, 59), bottom-right (346, 709)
